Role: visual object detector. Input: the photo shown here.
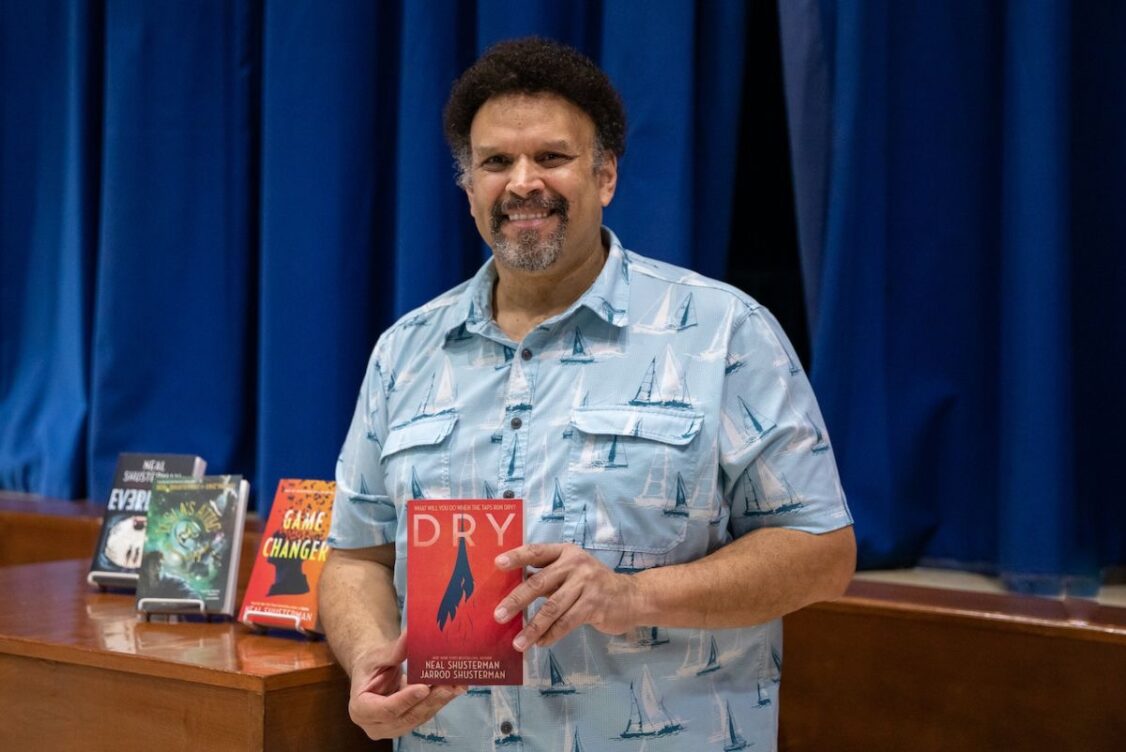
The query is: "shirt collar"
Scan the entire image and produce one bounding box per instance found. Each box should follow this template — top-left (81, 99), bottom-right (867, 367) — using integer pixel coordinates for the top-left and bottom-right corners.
top-left (443, 226), bottom-right (632, 342)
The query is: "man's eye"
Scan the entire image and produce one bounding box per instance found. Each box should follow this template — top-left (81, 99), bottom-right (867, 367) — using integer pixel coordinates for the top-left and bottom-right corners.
top-left (481, 156), bottom-right (509, 170)
top-left (540, 153), bottom-right (569, 165)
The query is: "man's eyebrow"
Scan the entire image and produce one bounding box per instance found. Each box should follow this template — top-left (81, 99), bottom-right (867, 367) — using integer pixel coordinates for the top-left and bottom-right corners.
top-left (472, 140), bottom-right (579, 157)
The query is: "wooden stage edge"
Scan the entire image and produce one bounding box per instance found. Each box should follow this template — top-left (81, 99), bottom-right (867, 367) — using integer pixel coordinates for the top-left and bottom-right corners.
top-left (4, 494), bottom-right (1126, 750)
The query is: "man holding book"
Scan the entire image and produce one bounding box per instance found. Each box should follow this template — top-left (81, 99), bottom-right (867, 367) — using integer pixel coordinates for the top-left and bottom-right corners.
top-left (321, 37), bottom-right (855, 750)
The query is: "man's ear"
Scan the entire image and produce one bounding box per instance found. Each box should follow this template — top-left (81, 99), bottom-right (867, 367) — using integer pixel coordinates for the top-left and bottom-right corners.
top-left (464, 180), bottom-right (477, 218)
top-left (598, 154), bottom-right (618, 207)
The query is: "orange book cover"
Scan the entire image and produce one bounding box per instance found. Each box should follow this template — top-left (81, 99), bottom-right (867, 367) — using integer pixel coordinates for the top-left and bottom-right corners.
top-left (238, 479), bottom-right (334, 634)
top-left (407, 498), bottom-right (524, 685)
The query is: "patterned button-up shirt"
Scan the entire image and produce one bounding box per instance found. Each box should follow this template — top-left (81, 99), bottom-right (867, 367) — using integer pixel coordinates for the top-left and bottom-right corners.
top-left (330, 228), bottom-right (852, 752)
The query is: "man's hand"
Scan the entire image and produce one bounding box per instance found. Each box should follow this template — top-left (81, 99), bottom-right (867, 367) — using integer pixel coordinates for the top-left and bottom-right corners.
top-left (493, 543), bottom-right (643, 650)
top-left (347, 632), bottom-right (467, 740)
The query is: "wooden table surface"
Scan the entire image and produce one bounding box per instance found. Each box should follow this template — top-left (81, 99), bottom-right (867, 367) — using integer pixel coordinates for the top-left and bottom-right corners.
top-left (0, 559), bottom-right (381, 751)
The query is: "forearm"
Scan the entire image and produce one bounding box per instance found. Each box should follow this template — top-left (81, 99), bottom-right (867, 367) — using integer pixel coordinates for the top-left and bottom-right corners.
top-left (319, 545), bottom-right (402, 677)
top-left (631, 526), bottom-right (856, 629)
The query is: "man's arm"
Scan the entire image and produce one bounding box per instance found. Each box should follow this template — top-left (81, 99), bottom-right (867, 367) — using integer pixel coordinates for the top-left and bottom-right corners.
top-left (320, 544), bottom-right (401, 672)
top-left (493, 525), bottom-right (856, 650)
top-left (320, 545), bottom-right (465, 740)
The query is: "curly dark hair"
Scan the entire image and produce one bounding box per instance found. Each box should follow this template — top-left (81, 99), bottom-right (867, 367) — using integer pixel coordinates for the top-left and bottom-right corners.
top-left (443, 37), bottom-right (627, 185)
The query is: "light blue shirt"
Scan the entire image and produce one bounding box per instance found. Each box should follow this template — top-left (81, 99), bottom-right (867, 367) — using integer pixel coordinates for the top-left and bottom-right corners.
top-left (331, 228), bottom-right (851, 752)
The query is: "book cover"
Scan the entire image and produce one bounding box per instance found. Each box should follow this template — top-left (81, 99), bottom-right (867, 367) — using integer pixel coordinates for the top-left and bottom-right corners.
top-left (136, 475), bottom-right (249, 616)
top-left (239, 478), bottom-right (335, 634)
top-left (87, 452), bottom-right (207, 589)
top-left (407, 498), bottom-right (524, 685)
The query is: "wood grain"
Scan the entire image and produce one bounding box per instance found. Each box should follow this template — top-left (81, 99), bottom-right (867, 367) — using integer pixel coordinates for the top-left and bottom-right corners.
top-left (0, 559), bottom-right (381, 751)
top-left (780, 580), bottom-right (1126, 752)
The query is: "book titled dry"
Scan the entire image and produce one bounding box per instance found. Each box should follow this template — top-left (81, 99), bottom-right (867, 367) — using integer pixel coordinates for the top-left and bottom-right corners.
top-left (407, 498), bottom-right (524, 685)
top-left (239, 479), bottom-right (335, 634)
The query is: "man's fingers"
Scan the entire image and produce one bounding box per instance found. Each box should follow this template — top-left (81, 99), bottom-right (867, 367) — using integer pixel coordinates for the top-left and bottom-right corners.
top-left (513, 585), bottom-right (582, 651)
top-left (354, 683), bottom-right (430, 723)
top-left (353, 684), bottom-right (468, 735)
top-left (494, 565), bottom-right (566, 623)
top-left (496, 542), bottom-right (564, 569)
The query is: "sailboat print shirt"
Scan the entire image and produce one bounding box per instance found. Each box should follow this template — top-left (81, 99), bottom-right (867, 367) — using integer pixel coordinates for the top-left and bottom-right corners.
top-left (331, 227), bottom-right (853, 752)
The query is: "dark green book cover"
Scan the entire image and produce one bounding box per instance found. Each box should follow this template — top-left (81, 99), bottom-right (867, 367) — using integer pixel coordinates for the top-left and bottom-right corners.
top-left (136, 475), bottom-right (248, 616)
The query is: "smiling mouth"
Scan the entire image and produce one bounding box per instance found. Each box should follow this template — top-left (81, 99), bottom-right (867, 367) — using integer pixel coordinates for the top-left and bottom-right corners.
top-left (506, 210), bottom-right (552, 222)
top-left (492, 196), bottom-right (568, 233)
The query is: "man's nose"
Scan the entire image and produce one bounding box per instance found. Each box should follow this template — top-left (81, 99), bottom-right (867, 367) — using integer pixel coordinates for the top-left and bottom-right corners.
top-left (506, 156), bottom-right (545, 198)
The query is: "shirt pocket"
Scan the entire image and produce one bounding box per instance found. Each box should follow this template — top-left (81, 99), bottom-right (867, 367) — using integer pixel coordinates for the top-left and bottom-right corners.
top-left (381, 413), bottom-right (458, 501)
top-left (565, 406), bottom-right (703, 558)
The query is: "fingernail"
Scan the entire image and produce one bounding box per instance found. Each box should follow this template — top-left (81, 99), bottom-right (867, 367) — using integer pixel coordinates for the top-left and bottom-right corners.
top-left (513, 635), bottom-right (527, 651)
top-left (494, 606), bottom-right (508, 622)
top-left (496, 554), bottom-right (510, 568)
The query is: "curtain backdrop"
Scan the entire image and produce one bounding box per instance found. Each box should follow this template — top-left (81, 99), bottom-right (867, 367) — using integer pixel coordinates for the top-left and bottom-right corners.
top-left (3, 1), bottom-right (1123, 590)
top-left (780, 0), bottom-right (1126, 591)
top-left (1, 1), bottom-right (747, 507)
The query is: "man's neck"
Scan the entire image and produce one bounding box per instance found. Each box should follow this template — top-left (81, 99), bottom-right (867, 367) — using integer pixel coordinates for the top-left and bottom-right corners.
top-left (492, 237), bottom-right (608, 342)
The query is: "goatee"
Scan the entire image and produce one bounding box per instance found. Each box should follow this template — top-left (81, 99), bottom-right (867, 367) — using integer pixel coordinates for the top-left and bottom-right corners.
top-left (490, 195), bottom-right (569, 272)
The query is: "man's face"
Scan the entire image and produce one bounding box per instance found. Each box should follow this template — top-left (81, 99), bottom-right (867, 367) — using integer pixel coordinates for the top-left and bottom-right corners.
top-left (464, 93), bottom-right (617, 274)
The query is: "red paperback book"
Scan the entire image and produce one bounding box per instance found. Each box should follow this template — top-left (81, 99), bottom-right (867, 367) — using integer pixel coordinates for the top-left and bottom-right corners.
top-left (239, 479), bottom-right (335, 634)
top-left (407, 498), bottom-right (524, 685)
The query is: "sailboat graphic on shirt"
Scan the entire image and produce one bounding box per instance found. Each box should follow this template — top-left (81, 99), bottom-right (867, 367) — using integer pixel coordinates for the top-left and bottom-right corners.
top-left (560, 327), bottom-right (595, 364)
top-left (540, 649), bottom-right (578, 696)
top-left (541, 478), bottom-right (565, 521)
top-left (393, 359), bottom-right (457, 429)
top-left (629, 347), bottom-right (692, 410)
top-left (806, 413), bottom-right (830, 453)
top-left (697, 635), bottom-right (722, 675)
top-left (410, 467), bottom-right (427, 500)
top-left (669, 292), bottom-right (697, 330)
top-left (621, 665), bottom-right (683, 738)
top-left (741, 462), bottom-right (804, 517)
top-left (721, 698), bottom-right (749, 751)
top-left (664, 473), bottom-right (690, 517)
top-left (638, 288), bottom-right (697, 332)
top-left (592, 435), bottom-right (628, 468)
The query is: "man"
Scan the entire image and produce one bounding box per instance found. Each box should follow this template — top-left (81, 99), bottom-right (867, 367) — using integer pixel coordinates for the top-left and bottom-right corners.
top-left (321, 37), bottom-right (855, 750)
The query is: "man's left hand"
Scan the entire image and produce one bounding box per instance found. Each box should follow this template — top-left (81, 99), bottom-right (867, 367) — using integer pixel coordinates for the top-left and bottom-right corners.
top-left (492, 542), bottom-right (643, 650)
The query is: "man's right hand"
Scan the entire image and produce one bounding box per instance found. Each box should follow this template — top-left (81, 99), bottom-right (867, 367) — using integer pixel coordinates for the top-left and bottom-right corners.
top-left (347, 632), bottom-right (467, 740)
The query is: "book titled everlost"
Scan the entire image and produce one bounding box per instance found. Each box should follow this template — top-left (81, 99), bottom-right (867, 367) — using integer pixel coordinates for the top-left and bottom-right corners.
top-left (407, 498), bottom-right (524, 685)
top-left (239, 478), bottom-right (335, 634)
top-left (135, 475), bottom-right (249, 617)
top-left (87, 453), bottom-right (207, 589)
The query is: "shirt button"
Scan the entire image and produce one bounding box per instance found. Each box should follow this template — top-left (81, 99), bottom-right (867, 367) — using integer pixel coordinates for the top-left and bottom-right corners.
top-left (500, 721), bottom-right (513, 735)
top-left (510, 417), bottom-right (522, 429)
top-left (502, 490), bottom-right (515, 499)
top-left (521, 348), bottom-right (533, 360)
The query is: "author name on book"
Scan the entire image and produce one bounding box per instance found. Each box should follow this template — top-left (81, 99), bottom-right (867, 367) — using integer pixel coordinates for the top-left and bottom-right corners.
top-left (418, 658), bottom-right (508, 682)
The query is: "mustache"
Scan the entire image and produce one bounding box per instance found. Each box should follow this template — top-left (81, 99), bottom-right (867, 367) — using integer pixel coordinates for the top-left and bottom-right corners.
top-left (490, 195), bottom-right (569, 231)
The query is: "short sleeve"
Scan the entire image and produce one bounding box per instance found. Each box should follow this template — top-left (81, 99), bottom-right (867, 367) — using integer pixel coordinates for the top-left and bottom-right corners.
top-left (328, 341), bottom-right (399, 549)
top-left (719, 305), bottom-right (852, 537)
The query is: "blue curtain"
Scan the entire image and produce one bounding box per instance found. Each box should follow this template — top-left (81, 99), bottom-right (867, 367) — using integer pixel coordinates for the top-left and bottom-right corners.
top-left (6, 1), bottom-right (1124, 590)
top-left (781, 0), bottom-right (1126, 591)
top-left (1, 1), bottom-right (747, 512)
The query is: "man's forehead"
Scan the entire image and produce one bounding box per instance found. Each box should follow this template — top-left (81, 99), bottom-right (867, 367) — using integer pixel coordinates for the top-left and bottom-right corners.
top-left (469, 92), bottom-right (596, 151)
